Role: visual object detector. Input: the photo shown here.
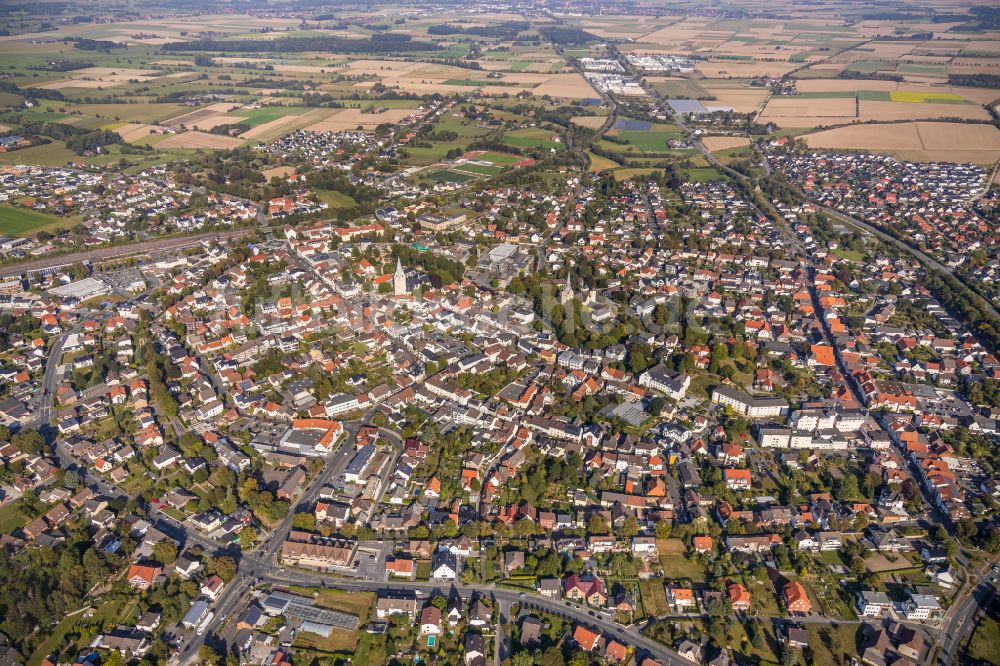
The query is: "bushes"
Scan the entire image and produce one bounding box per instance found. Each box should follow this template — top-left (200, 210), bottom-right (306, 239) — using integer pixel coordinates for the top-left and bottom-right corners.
top-left (65, 129), bottom-right (123, 155)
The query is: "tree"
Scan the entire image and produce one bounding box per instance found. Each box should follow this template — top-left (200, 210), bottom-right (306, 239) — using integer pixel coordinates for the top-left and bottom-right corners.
top-left (649, 396), bottom-right (666, 416)
top-left (198, 645), bottom-right (221, 666)
top-left (12, 430), bottom-right (47, 455)
top-left (103, 650), bottom-right (126, 666)
top-left (153, 540), bottom-right (178, 566)
top-left (955, 518), bottom-right (977, 545)
top-left (627, 342), bottom-right (654, 376)
top-left (239, 527), bottom-right (256, 550)
top-left (291, 512), bottom-right (316, 532)
top-left (587, 514), bottom-right (610, 536)
top-left (833, 473), bottom-right (859, 501)
top-left (206, 555), bottom-right (237, 582)
top-left (512, 652), bottom-right (535, 666)
top-left (618, 516), bottom-right (640, 538)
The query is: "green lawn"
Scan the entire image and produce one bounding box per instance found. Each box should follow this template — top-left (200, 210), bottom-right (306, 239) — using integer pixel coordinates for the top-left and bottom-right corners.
top-left (967, 602), bottom-right (1000, 665)
top-left (683, 167), bottom-right (726, 182)
top-left (638, 579), bottom-right (670, 617)
top-left (416, 560), bottom-right (431, 581)
top-left (314, 189), bottom-right (357, 208)
top-left (0, 205), bottom-right (70, 236)
top-left (833, 248), bottom-right (865, 262)
top-left (0, 500), bottom-right (31, 535)
top-left (808, 624), bottom-right (862, 666)
top-left (656, 539), bottom-right (706, 582)
top-left (28, 596), bottom-right (139, 666)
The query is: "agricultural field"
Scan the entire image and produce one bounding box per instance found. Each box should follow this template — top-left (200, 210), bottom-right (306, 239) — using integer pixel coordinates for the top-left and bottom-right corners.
top-left (802, 121), bottom-right (1000, 164)
top-left (502, 127), bottom-right (563, 151)
top-left (0, 205), bottom-right (71, 236)
top-left (601, 118), bottom-right (684, 155)
top-left (701, 135), bottom-right (751, 152)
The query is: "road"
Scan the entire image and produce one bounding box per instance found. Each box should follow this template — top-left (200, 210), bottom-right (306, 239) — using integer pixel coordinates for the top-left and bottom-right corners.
top-left (173, 413), bottom-right (370, 664)
top-left (935, 559), bottom-right (999, 665)
top-left (0, 227), bottom-right (261, 278)
top-left (815, 204), bottom-right (1000, 320)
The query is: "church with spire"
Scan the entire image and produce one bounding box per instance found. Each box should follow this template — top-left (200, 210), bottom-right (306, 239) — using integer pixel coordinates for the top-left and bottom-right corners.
top-left (559, 273), bottom-right (574, 305)
top-left (393, 257), bottom-right (408, 297)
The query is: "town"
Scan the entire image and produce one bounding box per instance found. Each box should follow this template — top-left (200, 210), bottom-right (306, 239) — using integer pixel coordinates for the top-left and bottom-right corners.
top-left (0, 2), bottom-right (999, 666)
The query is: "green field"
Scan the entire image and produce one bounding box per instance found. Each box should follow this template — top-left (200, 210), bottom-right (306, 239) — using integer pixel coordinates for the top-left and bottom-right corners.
top-left (793, 90), bottom-right (891, 101)
top-left (895, 63), bottom-right (946, 76)
top-left (402, 144), bottom-right (455, 166)
top-left (649, 79), bottom-right (711, 99)
top-left (62, 102), bottom-right (190, 124)
top-left (0, 140), bottom-right (80, 166)
top-left (455, 163), bottom-right (504, 176)
top-left (683, 167), bottom-right (726, 182)
top-left (427, 169), bottom-right (477, 183)
top-left (845, 61), bottom-right (882, 74)
top-left (315, 189), bottom-right (357, 208)
top-left (967, 604), bottom-right (1000, 665)
top-left (443, 78), bottom-right (492, 87)
top-left (0, 205), bottom-right (70, 236)
top-left (604, 120), bottom-right (684, 154)
top-left (233, 106), bottom-right (310, 127)
top-left (0, 500), bottom-right (31, 534)
top-left (502, 127), bottom-right (562, 150)
top-left (0, 91), bottom-right (23, 108)
top-left (656, 539), bottom-right (706, 582)
top-left (0, 109), bottom-right (68, 124)
top-left (808, 624), bottom-right (862, 666)
top-left (473, 150), bottom-right (523, 165)
top-left (586, 151), bottom-right (621, 172)
top-left (611, 167), bottom-right (662, 179)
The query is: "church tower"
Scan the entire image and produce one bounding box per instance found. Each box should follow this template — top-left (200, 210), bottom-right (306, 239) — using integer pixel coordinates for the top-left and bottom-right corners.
top-left (559, 273), bottom-right (574, 305)
top-left (393, 257), bottom-right (408, 296)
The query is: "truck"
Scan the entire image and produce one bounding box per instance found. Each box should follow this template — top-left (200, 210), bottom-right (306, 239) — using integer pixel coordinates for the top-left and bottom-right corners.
top-left (196, 611), bottom-right (215, 636)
